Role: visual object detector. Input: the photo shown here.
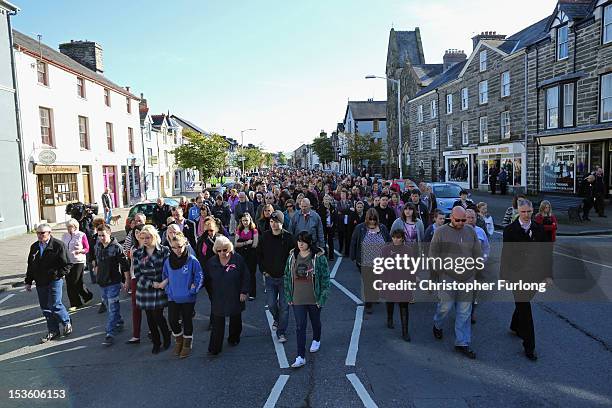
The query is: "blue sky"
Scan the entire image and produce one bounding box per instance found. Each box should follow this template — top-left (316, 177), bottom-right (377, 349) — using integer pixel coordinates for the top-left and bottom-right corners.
top-left (13, 0), bottom-right (557, 152)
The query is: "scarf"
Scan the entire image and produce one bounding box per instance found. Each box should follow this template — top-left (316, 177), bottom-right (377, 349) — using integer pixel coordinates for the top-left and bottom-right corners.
top-left (169, 247), bottom-right (189, 270)
top-left (197, 216), bottom-right (207, 237)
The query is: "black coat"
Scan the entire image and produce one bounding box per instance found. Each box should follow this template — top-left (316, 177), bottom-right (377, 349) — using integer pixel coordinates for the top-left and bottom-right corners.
top-left (25, 237), bottom-right (71, 286)
top-left (318, 205), bottom-right (338, 232)
top-left (500, 219), bottom-right (551, 284)
top-left (177, 218), bottom-right (197, 249)
top-left (152, 204), bottom-right (171, 229)
top-left (256, 229), bottom-right (295, 278)
top-left (211, 203), bottom-right (231, 227)
top-left (234, 200), bottom-right (255, 222)
top-left (206, 253), bottom-right (250, 316)
top-left (375, 205), bottom-right (396, 232)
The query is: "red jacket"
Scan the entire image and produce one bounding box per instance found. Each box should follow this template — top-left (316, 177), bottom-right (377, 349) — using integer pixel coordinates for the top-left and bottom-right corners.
top-left (534, 213), bottom-right (557, 242)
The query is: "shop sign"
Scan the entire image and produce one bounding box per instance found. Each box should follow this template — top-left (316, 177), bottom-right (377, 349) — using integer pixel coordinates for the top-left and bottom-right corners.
top-left (34, 165), bottom-right (80, 175)
top-left (38, 150), bottom-right (56, 165)
top-left (478, 143), bottom-right (525, 156)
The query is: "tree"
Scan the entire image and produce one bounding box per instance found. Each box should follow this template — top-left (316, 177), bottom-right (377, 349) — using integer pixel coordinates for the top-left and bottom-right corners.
top-left (277, 152), bottom-right (287, 165)
top-left (311, 133), bottom-right (335, 167)
top-left (234, 146), bottom-right (265, 172)
top-left (263, 152), bottom-right (275, 168)
top-left (347, 133), bottom-right (383, 167)
top-left (172, 130), bottom-right (228, 183)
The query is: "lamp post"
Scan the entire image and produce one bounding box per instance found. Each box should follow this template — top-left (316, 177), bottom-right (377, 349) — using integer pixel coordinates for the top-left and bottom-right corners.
top-left (365, 75), bottom-right (402, 179)
top-left (240, 128), bottom-right (256, 175)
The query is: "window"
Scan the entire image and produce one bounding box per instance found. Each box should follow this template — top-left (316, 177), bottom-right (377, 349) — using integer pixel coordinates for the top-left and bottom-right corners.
top-left (479, 50), bottom-right (487, 71)
top-left (39, 107), bottom-right (53, 146)
top-left (479, 81), bottom-right (488, 104)
top-left (147, 148), bottom-right (154, 165)
top-left (77, 77), bottom-right (85, 98)
top-left (431, 128), bottom-right (437, 149)
top-left (479, 117), bottom-right (488, 143)
top-left (373, 119), bottom-right (380, 132)
top-left (418, 131), bottom-right (423, 151)
top-left (501, 71), bottom-right (510, 97)
top-left (604, 4), bottom-right (612, 44)
top-left (461, 87), bottom-right (468, 110)
top-left (461, 121), bottom-right (469, 145)
top-left (447, 124), bottom-right (453, 147)
top-left (106, 122), bottom-right (114, 151)
top-left (601, 73), bottom-right (612, 122)
top-left (128, 127), bottom-right (134, 154)
top-left (501, 111), bottom-right (511, 139)
top-left (126, 97), bottom-right (131, 114)
top-left (446, 94), bottom-right (453, 114)
top-left (417, 105), bottom-right (423, 123)
top-left (563, 83), bottom-right (574, 127)
top-left (546, 86), bottom-right (559, 129)
top-left (104, 88), bottom-right (111, 106)
top-left (36, 60), bottom-right (48, 85)
top-left (38, 173), bottom-right (78, 205)
top-left (430, 100), bottom-right (437, 119)
top-left (78, 116), bottom-right (89, 149)
top-left (557, 25), bottom-right (569, 60)
top-left (145, 125), bottom-right (152, 142)
top-left (164, 151), bottom-right (169, 164)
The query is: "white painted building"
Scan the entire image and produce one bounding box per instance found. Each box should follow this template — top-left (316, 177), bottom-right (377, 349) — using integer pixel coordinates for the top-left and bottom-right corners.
top-left (13, 31), bottom-right (143, 223)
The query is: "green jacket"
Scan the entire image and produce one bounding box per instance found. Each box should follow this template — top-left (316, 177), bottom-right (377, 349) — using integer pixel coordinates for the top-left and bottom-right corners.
top-left (284, 248), bottom-right (330, 306)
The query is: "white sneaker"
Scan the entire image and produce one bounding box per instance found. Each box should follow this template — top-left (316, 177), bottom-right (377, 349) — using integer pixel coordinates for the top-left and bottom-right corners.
top-left (291, 356), bottom-right (306, 368)
top-left (309, 340), bottom-right (320, 353)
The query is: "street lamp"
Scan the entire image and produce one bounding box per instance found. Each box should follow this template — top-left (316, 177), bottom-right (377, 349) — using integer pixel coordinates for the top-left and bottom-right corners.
top-left (365, 75), bottom-right (403, 179)
top-left (240, 128), bottom-right (256, 175)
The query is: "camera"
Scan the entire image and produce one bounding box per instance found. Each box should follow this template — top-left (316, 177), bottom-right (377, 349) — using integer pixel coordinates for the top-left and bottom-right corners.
top-left (65, 202), bottom-right (99, 220)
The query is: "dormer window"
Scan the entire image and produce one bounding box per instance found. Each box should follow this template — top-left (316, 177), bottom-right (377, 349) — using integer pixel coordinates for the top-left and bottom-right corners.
top-left (479, 50), bottom-right (487, 71)
top-left (557, 25), bottom-right (569, 60)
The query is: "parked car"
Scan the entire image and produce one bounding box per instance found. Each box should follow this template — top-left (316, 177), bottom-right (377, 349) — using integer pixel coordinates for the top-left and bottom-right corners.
top-left (124, 198), bottom-right (179, 232)
top-left (428, 182), bottom-right (465, 217)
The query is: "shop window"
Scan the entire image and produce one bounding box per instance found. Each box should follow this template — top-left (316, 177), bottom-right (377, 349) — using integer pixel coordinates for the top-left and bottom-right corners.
top-left (448, 157), bottom-right (468, 183)
top-left (39, 173), bottom-right (79, 205)
top-left (540, 144), bottom-right (579, 192)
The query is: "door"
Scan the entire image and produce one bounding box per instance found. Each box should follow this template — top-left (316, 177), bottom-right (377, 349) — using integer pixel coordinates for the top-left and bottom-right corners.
top-left (121, 166), bottom-right (128, 206)
top-left (81, 166), bottom-right (92, 204)
top-left (102, 166), bottom-right (117, 206)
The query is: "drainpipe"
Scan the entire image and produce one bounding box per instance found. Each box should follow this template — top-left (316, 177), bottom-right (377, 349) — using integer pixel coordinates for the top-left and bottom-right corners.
top-left (140, 124), bottom-right (147, 199)
top-left (524, 50), bottom-right (529, 195)
top-left (8, 10), bottom-right (32, 231)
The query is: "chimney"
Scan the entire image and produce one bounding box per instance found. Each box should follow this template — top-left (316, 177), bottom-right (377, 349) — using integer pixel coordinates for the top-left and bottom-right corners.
top-left (443, 49), bottom-right (467, 72)
top-left (139, 93), bottom-right (148, 111)
top-left (471, 31), bottom-right (506, 50)
top-left (59, 40), bottom-right (104, 74)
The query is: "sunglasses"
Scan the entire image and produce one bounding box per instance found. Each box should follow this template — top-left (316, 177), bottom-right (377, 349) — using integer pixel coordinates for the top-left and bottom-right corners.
top-left (36, 231), bottom-right (50, 235)
top-left (218, 248), bottom-right (230, 253)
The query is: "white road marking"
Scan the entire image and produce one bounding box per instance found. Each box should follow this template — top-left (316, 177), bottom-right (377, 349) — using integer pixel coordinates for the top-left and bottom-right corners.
top-left (263, 374), bottom-right (290, 408)
top-left (13, 345), bottom-right (87, 363)
top-left (0, 330), bottom-right (45, 344)
top-left (0, 331), bottom-right (104, 363)
top-left (265, 309), bottom-right (289, 369)
top-left (331, 280), bottom-right (362, 305)
top-left (0, 304), bottom-right (39, 317)
top-left (334, 249), bottom-right (343, 257)
top-left (345, 306), bottom-right (364, 366)
top-left (0, 316), bottom-right (46, 331)
top-left (0, 294), bottom-right (15, 305)
top-left (330, 256), bottom-right (342, 279)
top-left (553, 251), bottom-right (612, 269)
top-left (346, 373), bottom-right (378, 408)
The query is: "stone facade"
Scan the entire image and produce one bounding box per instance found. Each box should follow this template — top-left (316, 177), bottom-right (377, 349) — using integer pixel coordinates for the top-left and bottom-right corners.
top-left (59, 40), bottom-right (104, 74)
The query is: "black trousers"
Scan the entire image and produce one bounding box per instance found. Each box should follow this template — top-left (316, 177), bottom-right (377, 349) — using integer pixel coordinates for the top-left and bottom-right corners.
top-left (594, 194), bottom-right (606, 216)
top-left (386, 302), bottom-right (408, 319)
top-left (324, 227), bottom-right (335, 260)
top-left (168, 301), bottom-right (195, 336)
top-left (583, 198), bottom-right (594, 218)
top-left (209, 313), bottom-right (242, 353)
top-left (65, 263), bottom-right (92, 308)
top-left (510, 301), bottom-right (535, 352)
top-left (490, 180), bottom-right (497, 194)
top-left (500, 182), bottom-right (508, 195)
top-left (145, 308), bottom-right (170, 347)
top-left (337, 224), bottom-right (349, 256)
top-left (239, 248), bottom-right (257, 298)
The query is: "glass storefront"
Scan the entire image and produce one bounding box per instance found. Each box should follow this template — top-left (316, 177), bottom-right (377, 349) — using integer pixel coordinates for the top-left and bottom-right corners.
top-left (540, 142), bottom-right (605, 193)
top-left (477, 143), bottom-right (526, 189)
top-left (448, 157), bottom-right (469, 183)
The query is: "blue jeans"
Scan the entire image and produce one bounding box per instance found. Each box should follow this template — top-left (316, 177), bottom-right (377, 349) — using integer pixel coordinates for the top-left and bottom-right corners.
top-left (101, 283), bottom-right (123, 336)
top-left (36, 279), bottom-right (70, 334)
top-left (292, 304), bottom-right (321, 358)
top-left (433, 282), bottom-right (473, 346)
top-left (104, 208), bottom-right (112, 224)
top-left (265, 277), bottom-right (288, 336)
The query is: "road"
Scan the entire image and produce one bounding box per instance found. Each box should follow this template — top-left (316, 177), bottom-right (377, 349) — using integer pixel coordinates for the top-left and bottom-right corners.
top-left (0, 235), bottom-right (611, 408)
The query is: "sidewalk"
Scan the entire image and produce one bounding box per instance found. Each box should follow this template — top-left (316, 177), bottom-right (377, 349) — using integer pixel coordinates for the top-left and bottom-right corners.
top-left (0, 207), bottom-right (130, 292)
top-left (468, 190), bottom-right (612, 236)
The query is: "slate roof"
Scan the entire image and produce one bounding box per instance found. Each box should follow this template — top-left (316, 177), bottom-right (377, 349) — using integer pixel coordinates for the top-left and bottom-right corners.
top-left (559, 0), bottom-right (593, 21)
top-left (413, 64), bottom-right (444, 86)
top-left (498, 17), bottom-right (550, 54)
top-left (171, 115), bottom-right (207, 135)
top-left (347, 101), bottom-right (387, 120)
top-left (12, 30), bottom-right (138, 100)
top-left (151, 114), bottom-right (166, 128)
top-left (395, 30), bottom-right (425, 67)
top-left (415, 60), bottom-right (467, 97)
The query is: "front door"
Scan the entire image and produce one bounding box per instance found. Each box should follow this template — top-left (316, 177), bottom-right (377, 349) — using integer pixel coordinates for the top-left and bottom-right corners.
top-left (102, 166), bottom-right (117, 206)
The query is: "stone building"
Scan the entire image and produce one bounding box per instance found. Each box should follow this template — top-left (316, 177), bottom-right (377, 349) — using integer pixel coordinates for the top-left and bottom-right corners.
top-left (342, 99), bottom-right (387, 175)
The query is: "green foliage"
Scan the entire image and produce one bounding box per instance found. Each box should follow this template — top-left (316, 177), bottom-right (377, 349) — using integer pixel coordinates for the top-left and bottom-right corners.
top-left (347, 133), bottom-right (383, 165)
top-left (172, 130), bottom-right (228, 182)
top-left (311, 134), bottom-right (335, 165)
top-left (277, 152), bottom-right (287, 165)
top-left (234, 146), bottom-right (265, 172)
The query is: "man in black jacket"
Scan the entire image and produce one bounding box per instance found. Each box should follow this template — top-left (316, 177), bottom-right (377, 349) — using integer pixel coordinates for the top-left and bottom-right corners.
top-left (408, 190), bottom-right (431, 229)
top-left (234, 191), bottom-right (255, 222)
top-left (500, 199), bottom-right (551, 361)
top-left (256, 211), bottom-right (295, 343)
top-left (152, 197), bottom-right (171, 230)
top-left (375, 195), bottom-right (396, 232)
top-left (171, 206), bottom-right (197, 249)
top-left (211, 195), bottom-right (231, 229)
top-left (25, 223), bottom-right (73, 343)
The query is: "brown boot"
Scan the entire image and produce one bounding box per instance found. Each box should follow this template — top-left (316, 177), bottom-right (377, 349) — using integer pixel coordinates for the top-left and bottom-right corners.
top-left (173, 332), bottom-right (184, 357)
top-left (180, 336), bottom-right (192, 359)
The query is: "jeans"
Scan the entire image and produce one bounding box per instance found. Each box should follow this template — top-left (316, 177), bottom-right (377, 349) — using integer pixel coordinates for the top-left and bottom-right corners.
top-left (104, 208), bottom-right (113, 224)
top-left (292, 304), bottom-right (321, 358)
top-left (36, 279), bottom-right (70, 334)
top-left (433, 283), bottom-right (473, 346)
top-left (101, 283), bottom-right (123, 336)
top-left (265, 277), bottom-right (288, 336)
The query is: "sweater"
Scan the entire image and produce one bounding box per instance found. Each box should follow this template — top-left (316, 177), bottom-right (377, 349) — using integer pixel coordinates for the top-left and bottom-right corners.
top-left (162, 254), bottom-right (204, 303)
top-left (428, 224), bottom-right (483, 281)
top-left (390, 218), bottom-right (425, 243)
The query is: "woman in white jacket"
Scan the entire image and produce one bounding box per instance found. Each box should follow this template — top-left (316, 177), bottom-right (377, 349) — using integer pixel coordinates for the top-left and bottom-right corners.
top-left (62, 218), bottom-right (94, 311)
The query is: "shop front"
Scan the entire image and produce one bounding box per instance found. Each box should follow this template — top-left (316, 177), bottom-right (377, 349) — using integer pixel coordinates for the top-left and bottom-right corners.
top-left (477, 142), bottom-right (526, 193)
top-left (34, 164), bottom-right (80, 223)
top-left (443, 148), bottom-right (478, 190)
